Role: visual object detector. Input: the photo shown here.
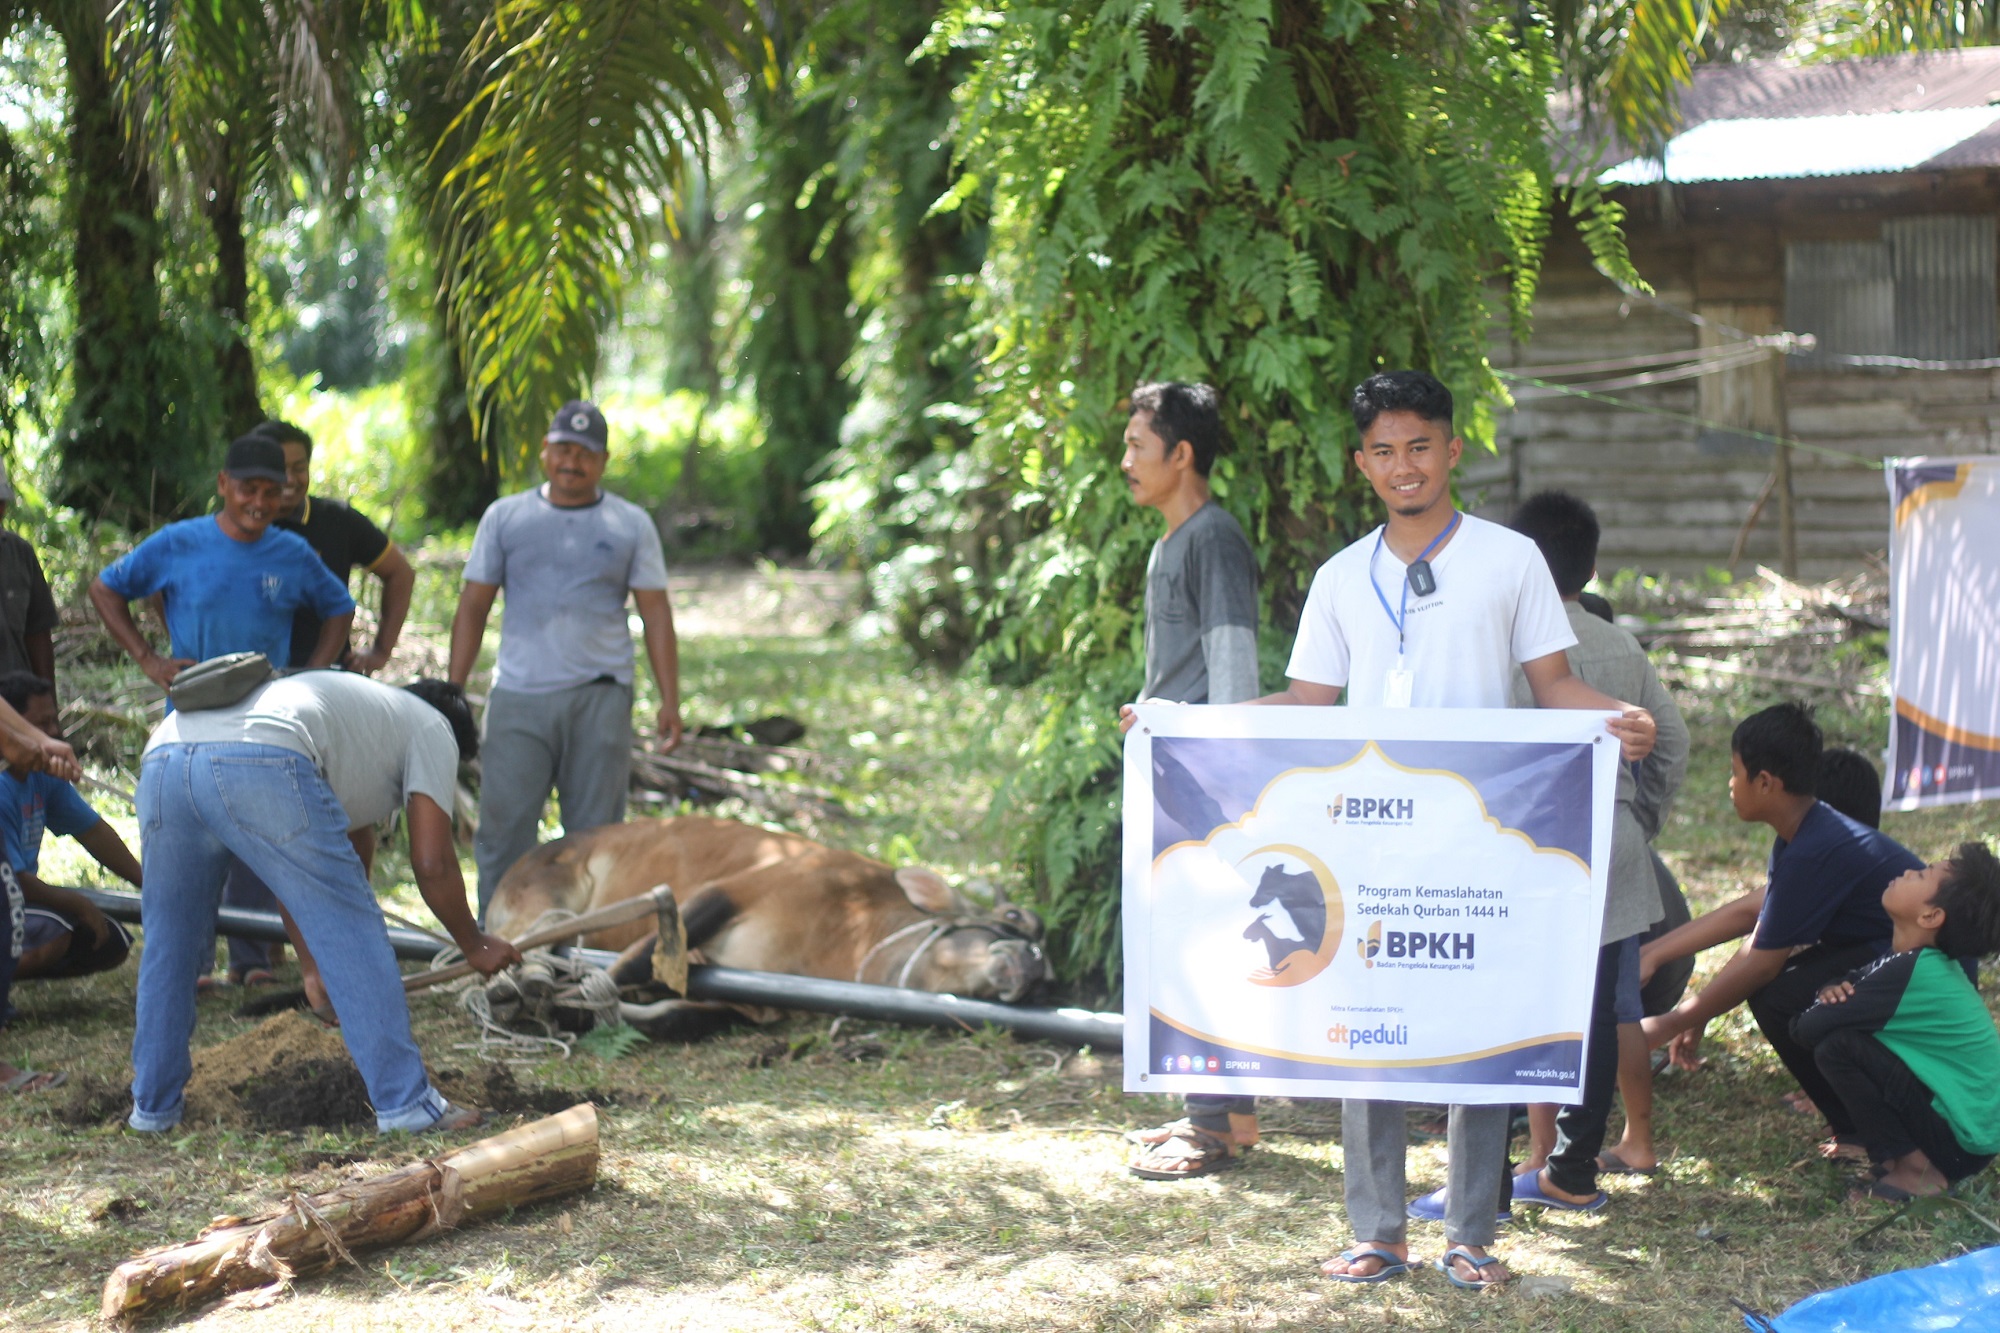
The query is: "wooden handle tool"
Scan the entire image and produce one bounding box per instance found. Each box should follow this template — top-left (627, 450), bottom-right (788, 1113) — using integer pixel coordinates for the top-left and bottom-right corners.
top-left (403, 885), bottom-right (675, 992)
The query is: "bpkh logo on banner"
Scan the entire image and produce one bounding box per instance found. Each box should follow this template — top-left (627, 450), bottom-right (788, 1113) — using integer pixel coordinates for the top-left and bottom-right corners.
top-left (1122, 708), bottom-right (1616, 1106)
top-left (1327, 793), bottom-right (1416, 825)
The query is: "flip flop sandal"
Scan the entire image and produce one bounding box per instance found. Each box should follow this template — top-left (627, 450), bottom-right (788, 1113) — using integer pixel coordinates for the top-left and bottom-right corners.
top-left (1407, 1185), bottom-right (1512, 1226)
top-left (1595, 1151), bottom-right (1659, 1177)
top-left (232, 968), bottom-right (279, 988)
top-left (1322, 1247), bottom-right (1411, 1284)
top-left (1126, 1115), bottom-right (1257, 1150)
top-left (1129, 1124), bottom-right (1238, 1180)
top-left (194, 974), bottom-right (229, 995)
top-left (1818, 1138), bottom-right (1870, 1165)
top-left (4, 1069), bottom-right (66, 1094)
top-left (1435, 1247), bottom-right (1510, 1290)
top-left (1511, 1169), bottom-right (1608, 1212)
top-left (1125, 1117), bottom-right (1193, 1147)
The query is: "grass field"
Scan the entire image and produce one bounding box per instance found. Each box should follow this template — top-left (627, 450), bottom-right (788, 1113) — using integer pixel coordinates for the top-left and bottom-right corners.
top-left (4, 569), bottom-right (1999, 1331)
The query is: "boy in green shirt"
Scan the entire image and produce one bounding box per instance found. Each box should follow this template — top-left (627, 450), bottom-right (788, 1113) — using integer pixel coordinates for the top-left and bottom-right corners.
top-left (1795, 841), bottom-right (2000, 1200)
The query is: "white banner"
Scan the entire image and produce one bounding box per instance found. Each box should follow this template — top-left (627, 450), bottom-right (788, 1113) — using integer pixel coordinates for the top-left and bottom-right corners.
top-left (1122, 706), bottom-right (1618, 1105)
top-left (1886, 456), bottom-right (2000, 810)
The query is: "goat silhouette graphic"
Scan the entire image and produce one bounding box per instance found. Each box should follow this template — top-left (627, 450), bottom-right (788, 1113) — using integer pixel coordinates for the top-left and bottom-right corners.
top-left (1242, 865), bottom-right (1325, 971)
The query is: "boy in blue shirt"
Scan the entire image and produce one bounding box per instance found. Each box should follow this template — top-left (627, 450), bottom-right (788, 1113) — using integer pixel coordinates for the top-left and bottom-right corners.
top-left (1641, 703), bottom-right (1922, 1154)
top-left (0, 672), bottom-right (141, 982)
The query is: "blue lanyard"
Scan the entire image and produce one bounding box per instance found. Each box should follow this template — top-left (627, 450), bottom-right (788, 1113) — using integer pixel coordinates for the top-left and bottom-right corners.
top-left (1368, 511), bottom-right (1461, 652)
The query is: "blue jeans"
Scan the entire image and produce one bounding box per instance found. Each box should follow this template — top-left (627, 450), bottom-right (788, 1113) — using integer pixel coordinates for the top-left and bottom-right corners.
top-left (130, 743), bottom-right (448, 1132)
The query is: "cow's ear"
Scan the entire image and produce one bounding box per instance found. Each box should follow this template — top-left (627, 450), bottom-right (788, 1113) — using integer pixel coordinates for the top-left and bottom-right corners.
top-left (895, 867), bottom-right (960, 913)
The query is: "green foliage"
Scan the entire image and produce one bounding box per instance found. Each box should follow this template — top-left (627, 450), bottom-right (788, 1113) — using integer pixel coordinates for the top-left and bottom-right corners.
top-left (267, 199), bottom-right (406, 391)
top-left (805, 0), bottom-right (998, 666)
top-left (576, 1021), bottom-right (648, 1060)
top-left (433, 0), bottom-right (756, 485)
top-left (741, 26), bottom-right (861, 556)
top-left (599, 388), bottom-right (768, 558)
top-left (0, 116), bottom-right (62, 449)
top-left (932, 2), bottom-right (1643, 985)
top-left (1546, 1), bottom-right (1734, 153)
top-left (1809, 1), bottom-right (2000, 54)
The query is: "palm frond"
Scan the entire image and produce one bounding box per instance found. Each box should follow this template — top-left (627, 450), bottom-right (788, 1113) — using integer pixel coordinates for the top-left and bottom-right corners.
top-left (431, 0), bottom-right (764, 475)
top-left (1547, 0), bottom-right (1732, 155)
top-left (1811, 1), bottom-right (2000, 55)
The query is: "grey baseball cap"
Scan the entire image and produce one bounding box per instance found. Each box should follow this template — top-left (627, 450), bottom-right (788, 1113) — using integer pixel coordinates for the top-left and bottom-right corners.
top-left (546, 399), bottom-right (609, 451)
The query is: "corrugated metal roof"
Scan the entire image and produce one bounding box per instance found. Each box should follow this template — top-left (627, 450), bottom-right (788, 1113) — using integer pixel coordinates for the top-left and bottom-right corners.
top-left (1590, 48), bottom-right (2000, 183)
top-left (1601, 107), bottom-right (2000, 183)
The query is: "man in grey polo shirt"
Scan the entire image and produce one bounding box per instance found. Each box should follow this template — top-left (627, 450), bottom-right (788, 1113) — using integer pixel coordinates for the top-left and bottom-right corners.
top-left (449, 400), bottom-right (683, 913)
top-left (1113, 380), bottom-right (1262, 1179)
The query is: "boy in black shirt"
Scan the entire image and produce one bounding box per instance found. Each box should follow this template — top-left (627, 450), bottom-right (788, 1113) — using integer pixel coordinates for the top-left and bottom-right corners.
top-left (1796, 842), bottom-right (2000, 1199)
top-left (1640, 704), bottom-right (1922, 1151)
top-left (256, 420), bottom-right (415, 676)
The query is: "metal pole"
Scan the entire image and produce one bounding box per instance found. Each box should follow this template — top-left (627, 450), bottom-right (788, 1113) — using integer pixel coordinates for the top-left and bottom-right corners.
top-left (72, 888), bottom-right (1126, 1049)
top-left (73, 886), bottom-right (450, 962)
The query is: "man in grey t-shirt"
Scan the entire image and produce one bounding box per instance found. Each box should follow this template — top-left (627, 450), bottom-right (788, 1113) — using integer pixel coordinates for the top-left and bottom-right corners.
top-left (448, 400), bottom-right (684, 912)
top-left (131, 672), bottom-right (519, 1134)
top-left (1114, 381), bottom-right (1262, 1180)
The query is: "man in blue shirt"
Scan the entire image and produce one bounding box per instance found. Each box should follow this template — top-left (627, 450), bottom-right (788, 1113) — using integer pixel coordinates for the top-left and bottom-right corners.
top-left (1641, 702), bottom-right (1922, 1153)
top-left (88, 433), bottom-right (357, 986)
top-left (89, 433), bottom-right (357, 685)
top-left (0, 672), bottom-right (140, 982)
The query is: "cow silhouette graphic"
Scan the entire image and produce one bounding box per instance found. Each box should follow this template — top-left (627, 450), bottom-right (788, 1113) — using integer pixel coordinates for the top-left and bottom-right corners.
top-left (1242, 864), bottom-right (1326, 973)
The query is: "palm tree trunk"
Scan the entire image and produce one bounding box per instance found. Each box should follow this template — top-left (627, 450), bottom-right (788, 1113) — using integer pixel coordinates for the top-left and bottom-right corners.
top-left (202, 141), bottom-right (264, 437)
top-left (417, 298), bottom-right (498, 524)
top-left (58, 0), bottom-right (181, 524)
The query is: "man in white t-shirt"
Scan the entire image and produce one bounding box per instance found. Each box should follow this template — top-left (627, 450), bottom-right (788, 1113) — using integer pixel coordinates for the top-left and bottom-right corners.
top-left (1255, 372), bottom-right (1657, 1290)
top-left (128, 672), bottom-right (521, 1135)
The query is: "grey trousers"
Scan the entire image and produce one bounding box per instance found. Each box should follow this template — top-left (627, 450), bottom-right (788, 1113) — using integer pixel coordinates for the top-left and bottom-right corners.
top-left (475, 680), bottom-right (633, 914)
top-left (1185, 1094), bottom-right (1256, 1127)
top-left (1341, 1099), bottom-right (1509, 1247)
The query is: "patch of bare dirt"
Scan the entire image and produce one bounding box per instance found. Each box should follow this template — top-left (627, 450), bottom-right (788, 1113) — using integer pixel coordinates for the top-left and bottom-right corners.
top-left (171, 1012), bottom-right (628, 1131)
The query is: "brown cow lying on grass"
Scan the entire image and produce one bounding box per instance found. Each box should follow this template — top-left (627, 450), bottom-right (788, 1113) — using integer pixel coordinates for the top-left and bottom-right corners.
top-left (483, 816), bottom-right (1047, 1041)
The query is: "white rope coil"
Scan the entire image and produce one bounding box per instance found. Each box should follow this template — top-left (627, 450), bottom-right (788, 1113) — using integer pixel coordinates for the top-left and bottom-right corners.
top-left (442, 907), bottom-right (627, 1059)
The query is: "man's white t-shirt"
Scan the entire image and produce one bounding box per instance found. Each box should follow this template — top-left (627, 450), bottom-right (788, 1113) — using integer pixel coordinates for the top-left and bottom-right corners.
top-left (1286, 513), bottom-right (1575, 707)
top-left (147, 671), bottom-right (460, 831)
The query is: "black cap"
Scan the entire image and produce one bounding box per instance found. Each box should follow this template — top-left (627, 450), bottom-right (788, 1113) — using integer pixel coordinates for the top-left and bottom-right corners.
top-left (223, 433), bottom-right (287, 483)
top-left (546, 399), bottom-right (608, 452)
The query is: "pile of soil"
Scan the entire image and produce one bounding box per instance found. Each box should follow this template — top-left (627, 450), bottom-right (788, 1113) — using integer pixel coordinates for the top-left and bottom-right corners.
top-left (170, 1011), bottom-right (624, 1131)
top-left (182, 1011), bottom-right (359, 1128)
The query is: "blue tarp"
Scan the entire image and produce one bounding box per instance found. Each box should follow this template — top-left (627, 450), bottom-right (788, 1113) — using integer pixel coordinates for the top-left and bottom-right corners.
top-left (1749, 1246), bottom-right (2000, 1331)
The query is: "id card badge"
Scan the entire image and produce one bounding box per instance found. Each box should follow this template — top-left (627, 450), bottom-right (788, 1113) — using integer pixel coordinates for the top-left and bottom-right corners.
top-left (1383, 659), bottom-right (1415, 708)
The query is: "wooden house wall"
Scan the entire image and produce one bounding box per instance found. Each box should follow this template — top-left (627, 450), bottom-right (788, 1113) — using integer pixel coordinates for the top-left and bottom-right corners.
top-left (1470, 170), bottom-right (2000, 577)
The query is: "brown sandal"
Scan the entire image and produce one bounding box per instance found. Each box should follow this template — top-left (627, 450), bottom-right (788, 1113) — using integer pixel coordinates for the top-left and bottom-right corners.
top-left (1126, 1113), bottom-right (1259, 1149)
top-left (1129, 1124), bottom-right (1240, 1180)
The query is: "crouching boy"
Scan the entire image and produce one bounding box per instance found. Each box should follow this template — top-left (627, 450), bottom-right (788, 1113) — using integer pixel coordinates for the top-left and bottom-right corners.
top-left (1795, 842), bottom-right (2000, 1200)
